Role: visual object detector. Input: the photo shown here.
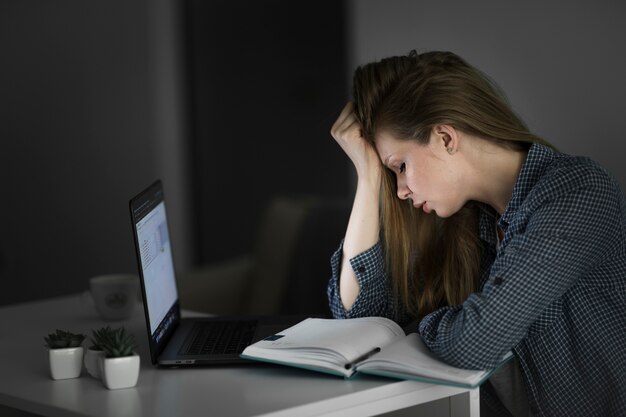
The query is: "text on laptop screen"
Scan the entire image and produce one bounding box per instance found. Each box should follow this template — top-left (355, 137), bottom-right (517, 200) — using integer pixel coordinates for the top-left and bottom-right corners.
top-left (136, 201), bottom-right (178, 333)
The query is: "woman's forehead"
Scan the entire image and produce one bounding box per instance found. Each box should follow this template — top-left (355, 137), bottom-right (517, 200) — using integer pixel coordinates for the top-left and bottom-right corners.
top-left (375, 131), bottom-right (420, 156)
top-left (375, 130), bottom-right (401, 149)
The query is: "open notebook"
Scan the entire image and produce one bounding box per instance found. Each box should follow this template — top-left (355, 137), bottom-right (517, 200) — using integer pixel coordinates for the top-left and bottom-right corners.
top-left (241, 317), bottom-right (512, 388)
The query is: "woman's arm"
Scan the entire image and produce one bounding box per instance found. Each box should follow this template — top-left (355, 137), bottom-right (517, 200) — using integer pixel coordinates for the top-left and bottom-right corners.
top-left (330, 102), bottom-right (383, 311)
top-left (338, 173), bottom-right (381, 310)
top-left (418, 165), bottom-right (624, 369)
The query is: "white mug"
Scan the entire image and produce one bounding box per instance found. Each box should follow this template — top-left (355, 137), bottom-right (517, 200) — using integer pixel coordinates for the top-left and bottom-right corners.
top-left (89, 274), bottom-right (140, 321)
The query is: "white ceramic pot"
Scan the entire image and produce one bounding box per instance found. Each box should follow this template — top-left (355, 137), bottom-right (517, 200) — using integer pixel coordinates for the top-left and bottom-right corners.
top-left (48, 347), bottom-right (84, 380)
top-left (100, 353), bottom-right (140, 390)
top-left (84, 348), bottom-right (105, 379)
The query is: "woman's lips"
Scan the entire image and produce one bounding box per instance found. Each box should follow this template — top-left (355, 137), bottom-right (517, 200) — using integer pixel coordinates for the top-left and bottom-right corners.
top-left (414, 201), bottom-right (431, 213)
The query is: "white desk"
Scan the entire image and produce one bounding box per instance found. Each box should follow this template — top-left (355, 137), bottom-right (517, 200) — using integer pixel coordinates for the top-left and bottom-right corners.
top-left (0, 295), bottom-right (479, 417)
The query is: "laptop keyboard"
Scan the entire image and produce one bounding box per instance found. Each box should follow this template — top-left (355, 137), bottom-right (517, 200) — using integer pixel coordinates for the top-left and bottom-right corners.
top-left (180, 320), bottom-right (257, 356)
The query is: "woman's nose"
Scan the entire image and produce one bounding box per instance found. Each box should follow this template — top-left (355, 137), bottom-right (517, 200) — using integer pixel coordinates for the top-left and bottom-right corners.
top-left (397, 181), bottom-right (411, 200)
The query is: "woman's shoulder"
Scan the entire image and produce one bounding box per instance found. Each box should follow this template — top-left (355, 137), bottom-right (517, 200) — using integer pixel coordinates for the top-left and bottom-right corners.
top-left (537, 150), bottom-right (619, 196)
top-left (518, 148), bottom-right (625, 220)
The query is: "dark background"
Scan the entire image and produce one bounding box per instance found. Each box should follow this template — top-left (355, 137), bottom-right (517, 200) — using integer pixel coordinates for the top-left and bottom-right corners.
top-left (0, 0), bottom-right (350, 310)
top-left (2, 0), bottom-right (625, 312)
top-left (186, 0), bottom-right (348, 264)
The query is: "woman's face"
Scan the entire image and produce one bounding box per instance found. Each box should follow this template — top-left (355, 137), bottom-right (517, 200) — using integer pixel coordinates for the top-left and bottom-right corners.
top-left (375, 130), bottom-right (467, 218)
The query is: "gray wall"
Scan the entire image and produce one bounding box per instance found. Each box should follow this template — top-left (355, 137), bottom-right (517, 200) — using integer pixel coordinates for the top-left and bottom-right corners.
top-left (0, 0), bottom-right (190, 305)
top-left (348, 0), bottom-right (626, 190)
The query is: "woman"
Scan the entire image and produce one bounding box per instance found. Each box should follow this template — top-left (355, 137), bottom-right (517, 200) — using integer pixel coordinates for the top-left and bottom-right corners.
top-left (327, 50), bottom-right (626, 417)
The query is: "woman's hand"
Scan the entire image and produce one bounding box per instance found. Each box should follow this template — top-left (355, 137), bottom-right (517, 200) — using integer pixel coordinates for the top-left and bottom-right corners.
top-left (330, 102), bottom-right (382, 182)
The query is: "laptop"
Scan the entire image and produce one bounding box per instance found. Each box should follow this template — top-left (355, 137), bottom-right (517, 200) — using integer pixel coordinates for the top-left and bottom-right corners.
top-left (129, 180), bottom-right (303, 366)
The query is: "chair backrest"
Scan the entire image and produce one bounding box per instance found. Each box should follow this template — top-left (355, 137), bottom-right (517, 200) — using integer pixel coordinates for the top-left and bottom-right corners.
top-left (280, 197), bottom-right (351, 316)
top-left (243, 195), bottom-right (351, 316)
top-left (244, 195), bottom-right (319, 314)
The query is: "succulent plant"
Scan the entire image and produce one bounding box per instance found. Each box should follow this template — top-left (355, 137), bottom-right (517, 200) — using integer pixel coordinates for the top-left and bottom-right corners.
top-left (89, 326), bottom-right (115, 350)
top-left (99, 327), bottom-right (137, 358)
top-left (44, 329), bottom-right (86, 349)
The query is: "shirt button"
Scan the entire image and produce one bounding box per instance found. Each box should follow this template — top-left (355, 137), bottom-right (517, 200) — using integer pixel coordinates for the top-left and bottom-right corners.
top-left (357, 266), bottom-right (366, 273)
top-left (494, 277), bottom-right (504, 285)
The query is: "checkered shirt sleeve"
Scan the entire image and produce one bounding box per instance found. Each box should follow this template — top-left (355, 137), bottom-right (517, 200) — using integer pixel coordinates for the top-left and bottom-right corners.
top-left (326, 240), bottom-right (410, 325)
top-left (418, 145), bottom-right (626, 416)
top-left (328, 144), bottom-right (626, 416)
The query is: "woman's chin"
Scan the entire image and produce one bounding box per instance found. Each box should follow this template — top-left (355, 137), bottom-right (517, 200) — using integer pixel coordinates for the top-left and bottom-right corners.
top-left (415, 202), bottom-right (455, 218)
top-left (430, 207), bottom-right (453, 218)
top-left (434, 202), bottom-right (469, 218)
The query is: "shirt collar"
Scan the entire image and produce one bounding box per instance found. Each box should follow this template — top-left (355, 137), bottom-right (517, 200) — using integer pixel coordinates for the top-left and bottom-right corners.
top-left (478, 203), bottom-right (498, 245)
top-left (499, 143), bottom-right (557, 228)
top-left (476, 143), bottom-right (557, 244)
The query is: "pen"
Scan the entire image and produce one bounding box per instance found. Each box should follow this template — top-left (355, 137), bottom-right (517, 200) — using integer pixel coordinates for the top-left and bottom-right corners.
top-left (345, 347), bottom-right (381, 370)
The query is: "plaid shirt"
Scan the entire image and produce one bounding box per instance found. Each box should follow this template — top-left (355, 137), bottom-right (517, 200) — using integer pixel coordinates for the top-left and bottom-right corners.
top-left (327, 144), bottom-right (626, 416)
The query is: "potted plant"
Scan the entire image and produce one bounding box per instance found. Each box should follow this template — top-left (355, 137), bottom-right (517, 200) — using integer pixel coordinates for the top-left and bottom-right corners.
top-left (99, 327), bottom-right (140, 390)
top-left (84, 326), bottom-right (113, 379)
top-left (44, 329), bottom-right (86, 380)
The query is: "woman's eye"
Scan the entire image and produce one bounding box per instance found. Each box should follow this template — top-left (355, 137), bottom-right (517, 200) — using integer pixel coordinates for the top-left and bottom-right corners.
top-left (399, 163), bottom-right (406, 174)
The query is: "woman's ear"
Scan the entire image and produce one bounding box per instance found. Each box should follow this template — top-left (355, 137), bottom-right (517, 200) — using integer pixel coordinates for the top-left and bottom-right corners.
top-left (433, 124), bottom-right (459, 155)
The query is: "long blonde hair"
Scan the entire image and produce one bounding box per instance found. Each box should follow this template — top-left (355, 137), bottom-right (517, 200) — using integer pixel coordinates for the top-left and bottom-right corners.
top-left (353, 50), bottom-right (552, 319)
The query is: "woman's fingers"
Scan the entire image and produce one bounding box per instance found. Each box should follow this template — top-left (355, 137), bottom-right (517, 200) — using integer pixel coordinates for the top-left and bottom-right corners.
top-left (331, 102), bottom-right (355, 137)
top-left (331, 105), bottom-right (362, 146)
top-left (336, 113), bottom-right (358, 137)
top-left (329, 102), bottom-right (383, 178)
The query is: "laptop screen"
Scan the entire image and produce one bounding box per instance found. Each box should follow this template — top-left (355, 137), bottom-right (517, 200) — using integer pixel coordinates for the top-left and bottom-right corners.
top-left (135, 200), bottom-right (177, 332)
top-left (130, 181), bottom-right (180, 355)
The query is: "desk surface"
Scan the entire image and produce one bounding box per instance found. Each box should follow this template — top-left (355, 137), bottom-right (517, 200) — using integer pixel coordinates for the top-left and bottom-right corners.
top-left (0, 295), bottom-right (474, 417)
